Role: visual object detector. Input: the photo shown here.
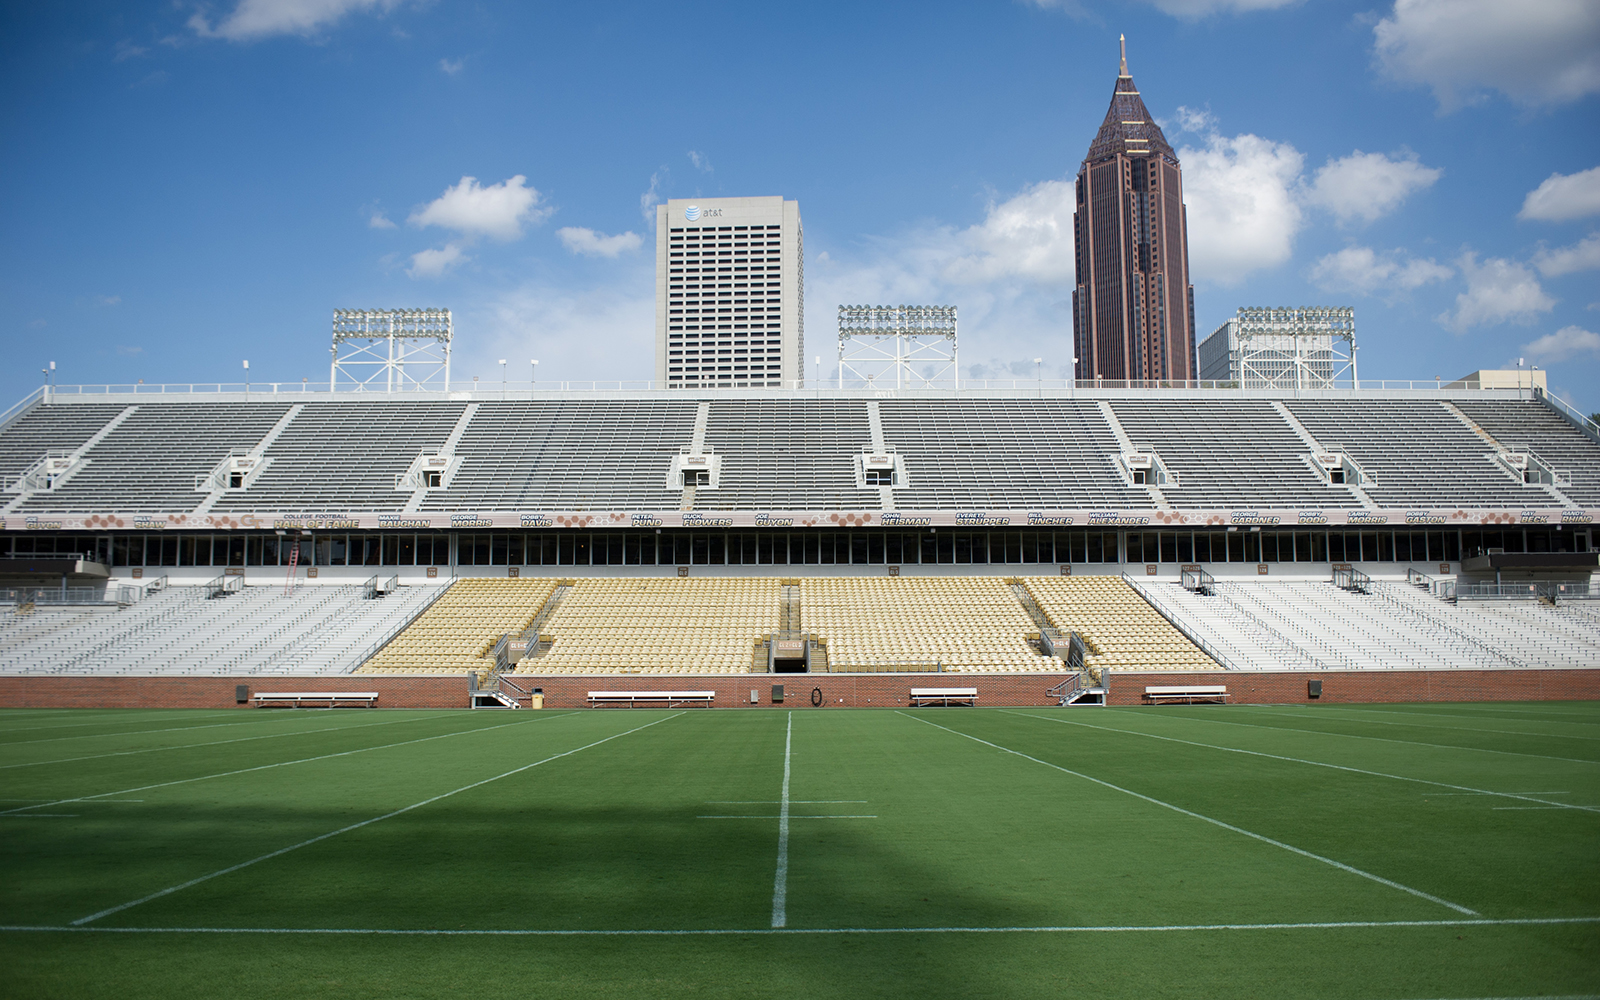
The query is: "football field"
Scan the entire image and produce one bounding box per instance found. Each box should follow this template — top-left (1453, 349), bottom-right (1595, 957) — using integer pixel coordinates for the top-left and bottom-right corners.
top-left (2, 702), bottom-right (1597, 999)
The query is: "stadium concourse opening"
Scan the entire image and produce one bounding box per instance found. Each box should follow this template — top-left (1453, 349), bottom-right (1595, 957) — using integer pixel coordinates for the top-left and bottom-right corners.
top-left (0, 384), bottom-right (1595, 702)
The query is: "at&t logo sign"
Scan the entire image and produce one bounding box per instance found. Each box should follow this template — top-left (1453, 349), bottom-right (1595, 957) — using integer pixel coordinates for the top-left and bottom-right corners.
top-left (684, 205), bottom-right (722, 222)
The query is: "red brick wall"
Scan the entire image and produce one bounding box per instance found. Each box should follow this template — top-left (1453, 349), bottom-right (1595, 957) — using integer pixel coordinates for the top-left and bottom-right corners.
top-left (1, 669), bottom-right (1594, 710)
top-left (0, 675), bottom-right (467, 710)
top-left (1106, 668), bottom-right (1600, 706)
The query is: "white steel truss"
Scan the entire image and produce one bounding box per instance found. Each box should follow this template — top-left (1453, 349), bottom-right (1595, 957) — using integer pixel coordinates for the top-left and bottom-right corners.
top-left (837, 305), bottom-right (958, 389)
top-left (330, 309), bottom-right (453, 391)
top-left (1234, 306), bottom-right (1355, 390)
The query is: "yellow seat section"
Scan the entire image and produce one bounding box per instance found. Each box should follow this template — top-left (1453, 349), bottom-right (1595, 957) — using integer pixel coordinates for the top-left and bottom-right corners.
top-left (357, 577), bottom-right (557, 674)
top-left (1022, 575), bottom-right (1217, 673)
top-left (803, 576), bottom-right (1047, 673)
top-left (516, 577), bottom-right (783, 676)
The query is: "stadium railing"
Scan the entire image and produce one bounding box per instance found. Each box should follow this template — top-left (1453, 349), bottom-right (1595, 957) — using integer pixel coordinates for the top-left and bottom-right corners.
top-left (1122, 575), bottom-right (1239, 671)
top-left (1455, 582), bottom-right (1595, 602)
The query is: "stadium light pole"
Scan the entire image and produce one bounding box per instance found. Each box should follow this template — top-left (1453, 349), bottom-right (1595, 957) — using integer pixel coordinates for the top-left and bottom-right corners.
top-left (1034, 358), bottom-right (1042, 397)
top-left (498, 359), bottom-right (507, 399)
top-left (243, 359), bottom-right (250, 401)
top-left (531, 360), bottom-right (538, 399)
top-left (814, 355), bottom-right (820, 392)
top-left (1071, 356), bottom-right (1078, 398)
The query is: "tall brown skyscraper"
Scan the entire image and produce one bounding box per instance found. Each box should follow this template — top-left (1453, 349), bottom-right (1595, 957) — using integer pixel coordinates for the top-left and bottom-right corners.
top-left (1073, 37), bottom-right (1196, 384)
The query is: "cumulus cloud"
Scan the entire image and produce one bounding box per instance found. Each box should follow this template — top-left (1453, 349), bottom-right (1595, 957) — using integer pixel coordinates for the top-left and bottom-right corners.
top-left (406, 243), bottom-right (467, 279)
top-left (640, 170), bottom-right (666, 226)
top-left (1309, 246), bottom-right (1452, 295)
top-left (368, 210), bottom-right (396, 230)
top-left (408, 175), bottom-right (549, 241)
top-left (687, 151), bottom-right (712, 173)
top-left (1439, 252), bottom-right (1555, 332)
top-left (942, 180), bottom-right (1076, 284)
top-left (439, 58), bottom-right (463, 75)
top-left (1179, 130), bottom-right (1305, 285)
top-left (455, 277), bottom-right (656, 386)
top-left (1533, 232), bottom-right (1600, 277)
top-left (1523, 325), bottom-right (1600, 362)
top-left (1305, 150), bottom-right (1441, 224)
top-left (189, 0), bottom-right (400, 41)
top-left (1373, 0), bottom-right (1600, 109)
top-left (1019, 0), bottom-right (1094, 20)
top-left (557, 227), bottom-right (644, 258)
top-left (1519, 166), bottom-right (1600, 222)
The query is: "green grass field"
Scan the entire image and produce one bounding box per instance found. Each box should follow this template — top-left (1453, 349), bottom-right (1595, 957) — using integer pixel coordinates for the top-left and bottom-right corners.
top-left (2, 702), bottom-right (1597, 999)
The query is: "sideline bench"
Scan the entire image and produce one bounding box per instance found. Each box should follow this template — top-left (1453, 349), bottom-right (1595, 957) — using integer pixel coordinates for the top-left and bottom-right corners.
top-left (587, 690), bottom-right (715, 709)
top-left (909, 687), bottom-right (979, 707)
top-left (1144, 685), bottom-right (1228, 705)
top-left (252, 691), bottom-right (379, 708)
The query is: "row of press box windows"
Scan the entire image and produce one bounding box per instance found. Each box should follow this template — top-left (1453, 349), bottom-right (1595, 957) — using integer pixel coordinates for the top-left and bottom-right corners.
top-left (3, 527), bottom-right (1589, 568)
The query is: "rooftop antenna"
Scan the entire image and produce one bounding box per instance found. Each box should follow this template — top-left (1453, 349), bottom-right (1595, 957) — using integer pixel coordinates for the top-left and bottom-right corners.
top-left (1119, 34), bottom-right (1129, 77)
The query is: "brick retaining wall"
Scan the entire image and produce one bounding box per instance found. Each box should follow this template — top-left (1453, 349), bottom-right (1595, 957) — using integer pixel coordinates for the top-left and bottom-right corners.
top-left (0, 669), bottom-right (1595, 710)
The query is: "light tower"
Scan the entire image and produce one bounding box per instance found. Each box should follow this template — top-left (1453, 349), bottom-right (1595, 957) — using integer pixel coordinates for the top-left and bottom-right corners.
top-left (836, 305), bottom-right (958, 389)
top-left (330, 308), bottom-right (453, 391)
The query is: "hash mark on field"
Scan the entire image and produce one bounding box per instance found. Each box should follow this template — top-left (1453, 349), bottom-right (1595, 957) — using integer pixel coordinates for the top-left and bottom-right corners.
top-left (908, 712), bottom-right (1479, 916)
top-left (1018, 712), bottom-right (1600, 816)
top-left (5, 916), bottom-right (1598, 936)
top-left (70, 713), bottom-right (682, 927)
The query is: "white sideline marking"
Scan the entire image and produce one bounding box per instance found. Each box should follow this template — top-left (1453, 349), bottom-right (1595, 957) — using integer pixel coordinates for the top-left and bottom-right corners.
top-left (0, 716), bottom-right (430, 771)
top-left (771, 711), bottom-right (792, 930)
top-left (1240, 707), bottom-right (1600, 743)
top-left (2, 715), bottom-right (329, 747)
top-left (0, 714), bottom-right (574, 818)
top-left (903, 712), bottom-right (1478, 916)
top-left (1493, 807), bottom-right (1567, 811)
top-left (71, 712), bottom-right (682, 927)
top-left (707, 800), bottom-right (866, 804)
top-left (1157, 712), bottom-right (1600, 765)
top-left (1018, 713), bottom-right (1600, 816)
top-left (4, 916), bottom-right (1596, 937)
top-left (1429, 792), bottom-right (1570, 796)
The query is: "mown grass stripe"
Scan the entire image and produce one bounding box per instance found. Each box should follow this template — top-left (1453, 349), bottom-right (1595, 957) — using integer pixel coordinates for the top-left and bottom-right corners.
top-left (903, 712), bottom-right (1479, 916)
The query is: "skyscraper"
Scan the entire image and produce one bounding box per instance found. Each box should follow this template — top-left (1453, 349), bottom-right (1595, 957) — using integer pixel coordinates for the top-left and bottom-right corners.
top-left (1072, 37), bottom-right (1196, 384)
top-left (655, 196), bottom-right (804, 389)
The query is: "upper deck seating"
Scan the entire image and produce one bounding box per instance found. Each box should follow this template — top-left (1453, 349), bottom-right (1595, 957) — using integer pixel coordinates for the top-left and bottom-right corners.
top-left (698, 400), bottom-right (870, 510)
top-left (1454, 400), bottom-right (1600, 505)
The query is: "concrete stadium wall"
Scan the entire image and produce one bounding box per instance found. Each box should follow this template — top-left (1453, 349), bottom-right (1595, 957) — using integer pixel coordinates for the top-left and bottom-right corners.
top-left (0, 669), bottom-right (1596, 710)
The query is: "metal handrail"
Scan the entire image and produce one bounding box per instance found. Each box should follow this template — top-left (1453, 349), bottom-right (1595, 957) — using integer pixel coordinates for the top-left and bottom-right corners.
top-left (348, 580), bottom-right (456, 672)
top-left (1124, 575), bottom-right (1240, 671)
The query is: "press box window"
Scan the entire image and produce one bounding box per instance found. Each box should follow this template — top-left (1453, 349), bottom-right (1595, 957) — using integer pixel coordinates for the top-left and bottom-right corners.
top-left (865, 469), bottom-right (895, 486)
top-left (683, 469), bottom-right (710, 486)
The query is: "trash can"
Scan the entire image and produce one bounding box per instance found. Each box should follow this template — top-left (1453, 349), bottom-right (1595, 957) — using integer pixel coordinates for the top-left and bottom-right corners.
top-left (529, 693), bottom-right (545, 710)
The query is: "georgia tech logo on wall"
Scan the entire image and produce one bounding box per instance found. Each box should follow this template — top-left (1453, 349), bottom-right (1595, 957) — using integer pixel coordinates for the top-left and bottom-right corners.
top-left (684, 205), bottom-right (700, 221)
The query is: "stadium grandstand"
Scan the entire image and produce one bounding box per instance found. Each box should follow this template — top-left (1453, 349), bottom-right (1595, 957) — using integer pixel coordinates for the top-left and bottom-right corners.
top-left (0, 380), bottom-right (1596, 701)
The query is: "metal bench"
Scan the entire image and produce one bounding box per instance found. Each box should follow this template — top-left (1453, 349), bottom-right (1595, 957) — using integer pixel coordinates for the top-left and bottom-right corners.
top-left (1143, 685), bottom-right (1228, 704)
top-left (252, 691), bottom-right (379, 708)
top-left (909, 687), bottom-right (979, 707)
top-left (586, 690), bottom-right (715, 709)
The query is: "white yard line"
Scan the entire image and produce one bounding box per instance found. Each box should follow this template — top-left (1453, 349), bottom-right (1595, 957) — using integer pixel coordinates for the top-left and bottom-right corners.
top-left (700, 815), bottom-right (875, 820)
top-left (706, 800), bottom-right (866, 804)
top-left (4, 916), bottom-right (1596, 937)
top-left (1016, 712), bottom-right (1600, 816)
top-left (1127, 712), bottom-right (1600, 766)
top-left (0, 716), bottom-right (431, 770)
top-left (771, 711), bottom-right (792, 930)
top-left (0, 714), bottom-right (573, 817)
top-left (71, 712), bottom-right (682, 927)
top-left (903, 712), bottom-right (1478, 916)
top-left (1236, 707), bottom-right (1600, 743)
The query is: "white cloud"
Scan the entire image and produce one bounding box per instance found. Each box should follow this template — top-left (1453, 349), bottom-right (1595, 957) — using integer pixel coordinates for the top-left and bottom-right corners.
top-left (1523, 325), bottom-right (1600, 362)
top-left (1142, 0), bottom-right (1300, 17)
top-left (408, 175), bottom-right (549, 241)
top-left (368, 210), bottom-right (395, 230)
top-left (1439, 252), bottom-right (1555, 332)
top-left (1373, 0), bottom-right (1600, 109)
top-left (557, 227), bottom-right (644, 258)
top-left (189, 0), bottom-right (400, 41)
top-left (1179, 130), bottom-right (1305, 285)
top-left (1019, 0), bottom-right (1094, 20)
top-left (1534, 232), bottom-right (1600, 277)
top-left (640, 169), bottom-right (665, 226)
top-left (1309, 245), bottom-right (1451, 295)
top-left (1519, 166), bottom-right (1600, 222)
top-left (942, 180), bottom-right (1076, 284)
top-left (439, 58), bottom-right (463, 75)
top-left (1173, 105), bottom-right (1217, 134)
top-left (687, 151), bottom-right (712, 173)
top-left (95, 294), bottom-right (122, 307)
top-left (457, 276), bottom-right (656, 386)
top-left (406, 243), bottom-right (466, 279)
top-left (1305, 150), bottom-right (1441, 224)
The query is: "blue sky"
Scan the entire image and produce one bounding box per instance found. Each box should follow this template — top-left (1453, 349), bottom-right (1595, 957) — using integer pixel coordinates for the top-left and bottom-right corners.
top-left (2, 0), bottom-right (1597, 410)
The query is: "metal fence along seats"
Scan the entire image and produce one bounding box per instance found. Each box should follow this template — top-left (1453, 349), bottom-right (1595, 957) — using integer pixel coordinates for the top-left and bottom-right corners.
top-left (1024, 575), bottom-right (1217, 673)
